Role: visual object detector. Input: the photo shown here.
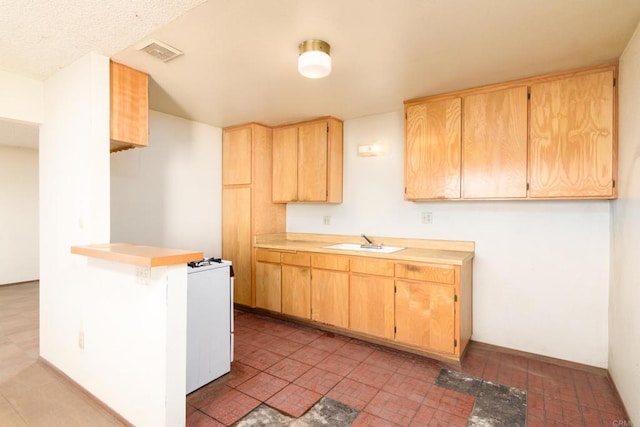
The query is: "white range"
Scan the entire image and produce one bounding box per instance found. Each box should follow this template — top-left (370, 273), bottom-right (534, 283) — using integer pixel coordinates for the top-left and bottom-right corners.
top-left (186, 257), bottom-right (234, 394)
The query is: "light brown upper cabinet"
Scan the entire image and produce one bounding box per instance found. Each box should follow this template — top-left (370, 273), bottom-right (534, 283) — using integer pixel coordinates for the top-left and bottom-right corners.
top-left (222, 126), bottom-right (253, 186)
top-left (405, 98), bottom-right (461, 200)
top-left (462, 86), bottom-right (528, 198)
top-left (110, 61), bottom-right (149, 153)
top-left (272, 117), bottom-right (343, 203)
top-left (403, 63), bottom-right (617, 201)
top-left (529, 70), bottom-right (616, 198)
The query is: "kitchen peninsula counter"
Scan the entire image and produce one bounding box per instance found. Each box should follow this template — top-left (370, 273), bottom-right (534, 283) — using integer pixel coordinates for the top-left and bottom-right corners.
top-left (254, 233), bottom-right (474, 264)
top-left (68, 242), bottom-right (201, 425)
top-left (71, 243), bottom-right (202, 267)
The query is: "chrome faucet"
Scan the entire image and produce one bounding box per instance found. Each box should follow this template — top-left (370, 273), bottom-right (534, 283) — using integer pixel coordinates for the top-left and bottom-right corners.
top-left (361, 234), bottom-right (382, 249)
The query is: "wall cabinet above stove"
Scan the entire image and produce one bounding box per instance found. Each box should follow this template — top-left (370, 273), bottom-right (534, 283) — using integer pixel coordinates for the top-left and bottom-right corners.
top-left (110, 61), bottom-right (149, 153)
top-left (272, 117), bottom-right (343, 203)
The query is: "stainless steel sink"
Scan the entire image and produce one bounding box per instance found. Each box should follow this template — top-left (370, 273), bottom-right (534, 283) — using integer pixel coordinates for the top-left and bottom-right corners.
top-left (322, 243), bottom-right (405, 254)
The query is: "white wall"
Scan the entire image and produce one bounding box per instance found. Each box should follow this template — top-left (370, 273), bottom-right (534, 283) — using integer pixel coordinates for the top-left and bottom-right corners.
top-left (287, 111), bottom-right (611, 368)
top-left (40, 50), bottom-right (111, 397)
top-left (40, 53), bottom-right (187, 427)
top-left (76, 258), bottom-right (187, 427)
top-left (0, 146), bottom-right (39, 284)
top-left (610, 22), bottom-right (640, 425)
top-left (111, 110), bottom-right (222, 257)
top-left (0, 70), bottom-right (44, 124)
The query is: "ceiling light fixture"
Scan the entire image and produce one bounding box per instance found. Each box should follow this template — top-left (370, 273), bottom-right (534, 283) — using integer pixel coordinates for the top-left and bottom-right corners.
top-left (298, 40), bottom-right (331, 79)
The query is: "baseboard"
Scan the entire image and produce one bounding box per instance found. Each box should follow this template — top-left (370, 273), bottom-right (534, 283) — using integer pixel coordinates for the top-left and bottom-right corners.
top-left (469, 340), bottom-right (608, 374)
top-left (38, 356), bottom-right (133, 426)
top-left (607, 370), bottom-right (633, 423)
top-left (0, 280), bottom-right (39, 287)
top-left (471, 341), bottom-right (633, 421)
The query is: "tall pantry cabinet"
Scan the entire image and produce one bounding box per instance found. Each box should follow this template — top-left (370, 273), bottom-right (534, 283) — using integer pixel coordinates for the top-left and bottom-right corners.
top-left (222, 123), bottom-right (286, 307)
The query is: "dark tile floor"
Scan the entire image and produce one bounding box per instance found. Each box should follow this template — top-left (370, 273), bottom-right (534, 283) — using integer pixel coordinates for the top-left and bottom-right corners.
top-left (186, 310), bottom-right (630, 426)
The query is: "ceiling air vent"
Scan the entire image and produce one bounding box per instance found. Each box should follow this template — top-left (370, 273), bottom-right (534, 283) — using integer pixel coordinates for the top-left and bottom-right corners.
top-left (137, 39), bottom-right (183, 62)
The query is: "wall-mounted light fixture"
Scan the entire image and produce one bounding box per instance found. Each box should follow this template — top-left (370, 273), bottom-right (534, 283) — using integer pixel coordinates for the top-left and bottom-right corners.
top-left (357, 142), bottom-right (386, 157)
top-left (298, 40), bottom-right (331, 79)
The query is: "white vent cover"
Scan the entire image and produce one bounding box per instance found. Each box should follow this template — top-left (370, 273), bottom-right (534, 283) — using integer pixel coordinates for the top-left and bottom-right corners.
top-left (137, 39), bottom-right (183, 62)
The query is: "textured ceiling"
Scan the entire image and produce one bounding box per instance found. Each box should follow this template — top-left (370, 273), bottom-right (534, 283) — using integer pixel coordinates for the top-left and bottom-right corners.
top-left (0, 0), bottom-right (206, 79)
top-left (2, 0), bottom-right (640, 148)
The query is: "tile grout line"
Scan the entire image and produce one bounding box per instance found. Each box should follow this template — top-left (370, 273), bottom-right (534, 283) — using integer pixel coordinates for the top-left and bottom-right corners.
top-left (570, 369), bottom-right (588, 427)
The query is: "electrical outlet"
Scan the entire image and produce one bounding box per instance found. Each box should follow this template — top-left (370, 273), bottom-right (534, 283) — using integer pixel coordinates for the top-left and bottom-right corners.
top-left (136, 267), bottom-right (150, 285)
top-left (421, 212), bottom-right (433, 224)
top-left (323, 216), bottom-right (331, 225)
top-left (78, 331), bottom-right (85, 350)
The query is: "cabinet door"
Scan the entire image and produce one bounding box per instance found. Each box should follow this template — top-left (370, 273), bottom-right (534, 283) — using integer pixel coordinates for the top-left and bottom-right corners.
top-left (349, 275), bottom-right (394, 339)
top-left (282, 265), bottom-right (311, 319)
top-left (311, 269), bottom-right (349, 327)
top-left (298, 121), bottom-right (328, 202)
top-left (405, 98), bottom-right (461, 199)
top-left (272, 126), bottom-right (298, 202)
top-left (255, 262), bottom-right (282, 312)
top-left (529, 71), bottom-right (614, 198)
top-left (222, 187), bottom-right (252, 306)
top-left (462, 86), bottom-right (528, 198)
top-left (110, 61), bottom-right (149, 148)
top-left (395, 280), bottom-right (455, 354)
top-left (222, 127), bottom-right (253, 186)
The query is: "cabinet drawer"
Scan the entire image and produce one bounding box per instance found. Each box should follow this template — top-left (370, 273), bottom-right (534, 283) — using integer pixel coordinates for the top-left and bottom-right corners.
top-left (282, 252), bottom-right (311, 267)
top-left (395, 263), bottom-right (455, 284)
top-left (255, 249), bottom-right (281, 263)
top-left (311, 254), bottom-right (349, 271)
top-left (350, 258), bottom-right (394, 277)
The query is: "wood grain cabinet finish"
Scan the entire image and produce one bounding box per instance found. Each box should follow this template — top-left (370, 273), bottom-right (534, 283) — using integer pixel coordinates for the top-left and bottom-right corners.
top-left (110, 61), bottom-right (149, 153)
top-left (395, 280), bottom-right (456, 354)
top-left (221, 124), bottom-right (286, 307)
top-left (306, 254), bottom-right (350, 329)
top-left (222, 187), bottom-right (251, 305)
top-left (529, 70), bottom-right (616, 198)
top-left (255, 249), bottom-right (285, 313)
top-left (282, 264), bottom-right (311, 319)
top-left (349, 274), bottom-right (394, 339)
top-left (222, 126), bottom-right (253, 186)
top-left (462, 86), bottom-right (528, 198)
top-left (272, 117), bottom-right (343, 203)
top-left (311, 269), bottom-right (349, 328)
top-left (252, 246), bottom-right (473, 362)
top-left (405, 97), bottom-right (462, 200)
top-left (255, 261), bottom-right (282, 312)
top-left (404, 64), bottom-right (617, 200)
top-left (281, 252), bottom-right (312, 319)
top-left (272, 127), bottom-right (298, 201)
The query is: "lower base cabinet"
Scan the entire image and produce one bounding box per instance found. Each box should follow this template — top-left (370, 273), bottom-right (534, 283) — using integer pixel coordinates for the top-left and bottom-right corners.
top-left (281, 265), bottom-right (311, 319)
top-left (253, 248), bottom-right (472, 361)
top-left (395, 280), bottom-right (456, 354)
top-left (311, 269), bottom-right (349, 328)
top-left (349, 274), bottom-right (394, 339)
top-left (255, 262), bottom-right (281, 312)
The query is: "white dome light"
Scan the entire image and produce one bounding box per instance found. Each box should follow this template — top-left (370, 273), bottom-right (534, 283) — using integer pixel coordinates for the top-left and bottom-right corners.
top-left (298, 40), bottom-right (331, 79)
